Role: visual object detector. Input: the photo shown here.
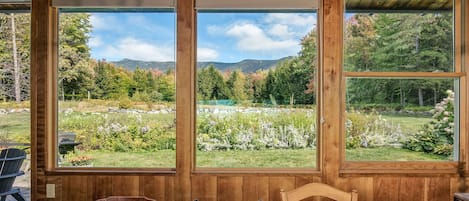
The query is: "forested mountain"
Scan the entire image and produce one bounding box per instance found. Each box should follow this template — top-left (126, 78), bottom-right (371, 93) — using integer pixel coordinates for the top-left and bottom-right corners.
top-left (111, 57), bottom-right (293, 73)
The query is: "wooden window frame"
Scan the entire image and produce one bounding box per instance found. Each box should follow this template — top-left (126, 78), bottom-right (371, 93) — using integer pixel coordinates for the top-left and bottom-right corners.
top-left (339, 0), bottom-right (467, 176)
top-left (45, 3), bottom-right (177, 174)
top-left (35, 0), bottom-right (467, 177)
top-left (193, 4), bottom-right (321, 174)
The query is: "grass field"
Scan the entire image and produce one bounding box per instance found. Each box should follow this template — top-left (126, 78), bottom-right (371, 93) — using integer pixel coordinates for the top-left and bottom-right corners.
top-left (0, 112), bottom-right (30, 142)
top-left (66, 147), bottom-right (448, 168)
top-left (381, 114), bottom-right (432, 133)
top-left (0, 101), bottom-right (450, 168)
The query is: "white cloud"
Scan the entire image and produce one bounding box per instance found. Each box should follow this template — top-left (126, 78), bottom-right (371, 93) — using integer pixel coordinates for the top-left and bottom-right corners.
top-left (207, 25), bottom-right (224, 35)
top-left (226, 23), bottom-right (297, 52)
top-left (197, 48), bottom-right (219, 61)
top-left (90, 15), bottom-right (118, 31)
top-left (268, 24), bottom-right (294, 38)
top-left (264, 13), bottom-right (316, 27)
top-left (102, 37), bottom-right (174, 61)
top-left (88, 36), bottom-right (103, 47)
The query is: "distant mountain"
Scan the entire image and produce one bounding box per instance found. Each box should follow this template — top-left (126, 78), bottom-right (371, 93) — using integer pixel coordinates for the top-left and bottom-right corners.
top-left (111, 57), bottom-right (293, 73)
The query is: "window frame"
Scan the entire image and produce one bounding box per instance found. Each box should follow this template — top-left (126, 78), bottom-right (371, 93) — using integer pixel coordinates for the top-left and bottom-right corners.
top-left (193, 4), bottom-right (321, 174)
top-left (339, 0), bottom-right (467, 176)
top-left (47, 2), bottom-right (177, 173)
top-left (39, 0), bottom-right (467, 176)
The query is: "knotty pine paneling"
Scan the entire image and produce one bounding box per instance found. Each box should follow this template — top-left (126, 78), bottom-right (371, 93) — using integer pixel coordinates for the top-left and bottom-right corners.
top-left (95, 176), bottom-right (113, 199)
top-left (427, 177), bottom-right (451, 201)
top-left (373, 177), bottom-right (400, 201)
top-left (192, 176), bottom-right (217, 201)
top-left (52, 175), bottom-right (465, 201)
top-left (139, 176), bottom-right (167, 201)
top-left (62, 176), bottom-right (94, 201)
top-left (141, 176), bottom-right (175, 200)
top-left (112, 176), bottom-right (140, 196)
top-left (243, 176), bottom-right (270, 201)
top-left (398, 178), bottom-right (425, 201)
top-left (218, 177), bottom-right (243, 201)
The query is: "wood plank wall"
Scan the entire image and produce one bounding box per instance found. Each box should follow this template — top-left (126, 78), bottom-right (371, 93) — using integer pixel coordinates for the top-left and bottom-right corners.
top-left (30, 0), bottom-right (469, 201)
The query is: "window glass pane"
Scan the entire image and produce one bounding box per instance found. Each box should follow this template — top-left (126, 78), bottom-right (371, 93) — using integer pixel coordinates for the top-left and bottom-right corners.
top-left (196, 12), bottom-right (318, 168)
top-left (345, 78), bottom-right (457, 161)
top-left (57, 11), bottom-right (176, 168)
top-left (0, 11), bottom-right (31, 198)
top-left (344, 12), bottom-right (454, 72)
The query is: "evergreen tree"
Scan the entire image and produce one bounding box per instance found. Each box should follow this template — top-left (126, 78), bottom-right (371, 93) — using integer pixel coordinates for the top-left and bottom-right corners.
top-left (226, 70), bottom-right (248, 102)
top-left (197, 65), bottom-right (229, 101)
top-left (58, 13), bottom-right (92, 100)
top-left (0, 13), bottom-right (30, 102)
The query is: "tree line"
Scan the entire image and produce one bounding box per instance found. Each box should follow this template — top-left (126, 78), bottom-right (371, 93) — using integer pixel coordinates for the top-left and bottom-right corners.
top-left (197, 29), bottom-right (317, 105)
top-left (0, 12), bottom-right (454, 107)
top-left (345, 13), bottom-right (453, 108)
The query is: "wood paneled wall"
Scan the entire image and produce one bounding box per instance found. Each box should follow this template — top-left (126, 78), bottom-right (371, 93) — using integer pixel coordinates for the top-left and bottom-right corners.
top-left (30, 175), bottom-right (465, 201)
top-left (30, 0), bottom-right (469, 201)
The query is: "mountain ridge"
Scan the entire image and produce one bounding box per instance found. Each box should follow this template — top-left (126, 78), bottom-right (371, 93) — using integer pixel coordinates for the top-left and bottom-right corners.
top-left (111, 56), bottom-right (293, 73)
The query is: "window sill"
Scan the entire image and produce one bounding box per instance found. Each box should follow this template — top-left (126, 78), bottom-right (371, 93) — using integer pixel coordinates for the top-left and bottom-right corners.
top-left (193, 167), bottom-right (320, 176)
top-left (45, 168), bottom-right (176, 176)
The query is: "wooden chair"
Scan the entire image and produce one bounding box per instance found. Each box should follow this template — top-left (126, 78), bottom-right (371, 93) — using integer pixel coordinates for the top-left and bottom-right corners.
top-left (280, 183), bottom-right (358, 201)
top-left (0, 148), bottom-right (26, 201)
top-left (96, 196), bottom-right (156, 201)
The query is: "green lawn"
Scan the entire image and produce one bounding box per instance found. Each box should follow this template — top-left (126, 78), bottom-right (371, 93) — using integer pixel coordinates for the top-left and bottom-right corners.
top-left (345, 147), bottom-right (449, 161)
top-left (0, 112), bottom-right (30, 142)
top-left (0, 102), bottom-right (449, 168)
top-left (381, 114), bottom-right (432, 134)
top-left (69, 147), bottom-right (448, 168)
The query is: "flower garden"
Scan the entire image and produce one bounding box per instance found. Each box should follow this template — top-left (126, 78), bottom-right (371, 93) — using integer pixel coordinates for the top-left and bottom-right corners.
top-left (0, 90), bottom-right (455, 168)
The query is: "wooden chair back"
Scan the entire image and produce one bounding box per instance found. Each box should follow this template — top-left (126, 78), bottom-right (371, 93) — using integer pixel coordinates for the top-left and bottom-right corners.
top-left (0, 148), bottom-right (26, 195)
top-left (280, 183), bottom-right (358, 201)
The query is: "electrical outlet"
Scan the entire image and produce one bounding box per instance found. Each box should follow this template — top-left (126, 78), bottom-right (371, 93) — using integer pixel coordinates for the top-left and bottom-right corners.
top-left (46, 184), bottom-right (56, 198)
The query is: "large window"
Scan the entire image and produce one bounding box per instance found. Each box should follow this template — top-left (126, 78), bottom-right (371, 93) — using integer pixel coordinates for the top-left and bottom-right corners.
top-left (57, 10), bottom-right (176, 168)
top-left (343, 2), bottom-right (459, 162)
top-left (195, 10), bottom-right (318, 168)
top-left (0, 6), bottom-right (31, 199)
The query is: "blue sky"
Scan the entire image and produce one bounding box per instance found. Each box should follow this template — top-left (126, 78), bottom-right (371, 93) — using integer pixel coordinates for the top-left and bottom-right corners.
top-left (88, 12), bottom-right (316, 63)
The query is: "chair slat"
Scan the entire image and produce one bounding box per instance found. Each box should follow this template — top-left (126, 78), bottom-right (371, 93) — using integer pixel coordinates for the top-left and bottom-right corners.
top-left (0, 148), bottom-right (27, 200)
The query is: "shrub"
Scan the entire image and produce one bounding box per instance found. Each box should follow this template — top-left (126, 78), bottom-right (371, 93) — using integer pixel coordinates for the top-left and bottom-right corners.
top-left (196, 109), bottom-right (316, 151)
top-left (59, 111), bottom-right (176, 152)
top-left (345, 109), bottom-right (405, 149)
top-left (403, 90), bottom-right (454, 156)
top-left (118, 97), bottom-right (132, 109)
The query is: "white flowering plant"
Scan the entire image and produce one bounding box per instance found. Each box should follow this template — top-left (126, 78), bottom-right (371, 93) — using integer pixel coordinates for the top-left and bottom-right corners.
top-left (345, 109), bottom-right (405, 149)
top-left (196, 110), bottom-right (316, 151)
top-left (403, 90), bottom-right (454, 156)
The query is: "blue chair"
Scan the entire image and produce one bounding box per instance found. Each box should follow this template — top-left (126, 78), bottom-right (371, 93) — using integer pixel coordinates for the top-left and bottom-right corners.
top-left (0, 148), bottom-right (26, 201)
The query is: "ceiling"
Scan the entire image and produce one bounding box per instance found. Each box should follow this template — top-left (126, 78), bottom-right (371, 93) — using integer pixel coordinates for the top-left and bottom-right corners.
top-left (346, 0), bottom-right (452, 12)
top-left (0, 3), bottom-right (30, 11)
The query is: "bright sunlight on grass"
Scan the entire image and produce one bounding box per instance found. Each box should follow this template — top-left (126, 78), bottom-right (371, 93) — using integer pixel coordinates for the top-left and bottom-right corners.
top-left (79, 148), bottom-right (447, 168)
